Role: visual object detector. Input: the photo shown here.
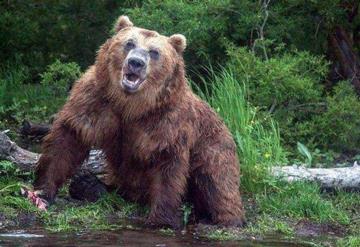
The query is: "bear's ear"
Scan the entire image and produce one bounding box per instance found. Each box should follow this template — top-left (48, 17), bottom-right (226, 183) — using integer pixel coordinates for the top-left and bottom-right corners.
top-left (169, 34), bottom-right (186, 54)
top-left (114, 16), bottom-right (133, 33)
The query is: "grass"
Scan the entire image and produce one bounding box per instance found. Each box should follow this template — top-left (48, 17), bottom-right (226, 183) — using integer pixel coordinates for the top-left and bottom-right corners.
top-left (206, 229), bottom-right (239, 241)
top-left (0, 162), bottom-right (144, 233)
top-left (256, 182), bottom-right (350, 224)
top-left (194, 68), bottom-right (287, 193)
top-left (338, 236), bottom-right (360, 247)
top-left (0, 168), bottom-right (38, 218)
top-left (41, 193), bottom-right (144, 232)
top-left (244, 214), bottom-right (294, 236)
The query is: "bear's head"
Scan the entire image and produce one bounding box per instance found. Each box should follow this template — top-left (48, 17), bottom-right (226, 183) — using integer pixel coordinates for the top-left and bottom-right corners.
top-left (97, 16), bottom-right (187, 112)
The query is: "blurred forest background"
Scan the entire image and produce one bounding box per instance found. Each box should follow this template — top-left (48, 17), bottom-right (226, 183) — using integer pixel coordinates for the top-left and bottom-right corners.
top-left (1, 0), bottom-right (360, 167)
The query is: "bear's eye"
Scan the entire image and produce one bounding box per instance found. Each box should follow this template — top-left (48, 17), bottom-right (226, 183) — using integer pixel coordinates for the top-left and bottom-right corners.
top-left (149, 49), bottom-right (160, 60)
top-left (124, 40), bottom-right (135, 51)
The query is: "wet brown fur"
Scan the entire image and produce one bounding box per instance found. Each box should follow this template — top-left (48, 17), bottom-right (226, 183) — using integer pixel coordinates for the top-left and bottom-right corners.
top-left (34, 16), bottom-right (245, 229)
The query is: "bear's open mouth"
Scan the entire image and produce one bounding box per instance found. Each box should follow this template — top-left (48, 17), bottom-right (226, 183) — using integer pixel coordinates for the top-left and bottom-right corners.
top-left (121, 72), bottom-right (145, 92)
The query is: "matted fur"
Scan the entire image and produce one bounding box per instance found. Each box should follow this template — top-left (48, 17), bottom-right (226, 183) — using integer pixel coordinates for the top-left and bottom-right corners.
top-left (34, 16), bottom-right (245, 229)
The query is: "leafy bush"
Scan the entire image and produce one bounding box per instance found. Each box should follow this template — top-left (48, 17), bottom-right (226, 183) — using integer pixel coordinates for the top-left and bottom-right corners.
top-left (226, 47), bottom-right (327, 148)
top-left (227, 47), bottom-right (327, 109)
top-left (40, 60), bottom-right (81, 97)
top-left (0, 60), bottom-right (81, 125)
top-left (224, 46), bottom-right (360, 156)
top-left (311, 82), bottom-right (360, 153)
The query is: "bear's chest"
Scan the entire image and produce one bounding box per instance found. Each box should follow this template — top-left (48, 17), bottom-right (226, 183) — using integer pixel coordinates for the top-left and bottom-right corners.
top-left (120, 121), bottom-right (169, 162)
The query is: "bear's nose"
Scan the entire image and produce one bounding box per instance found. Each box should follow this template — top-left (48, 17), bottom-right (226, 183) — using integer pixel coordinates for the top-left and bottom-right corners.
top-left (128, 58), bottom-right (145, 72)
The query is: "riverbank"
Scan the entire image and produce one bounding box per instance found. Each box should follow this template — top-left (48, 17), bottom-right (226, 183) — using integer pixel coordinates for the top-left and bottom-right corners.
top-left (0, 161), bottom-right (359, 247)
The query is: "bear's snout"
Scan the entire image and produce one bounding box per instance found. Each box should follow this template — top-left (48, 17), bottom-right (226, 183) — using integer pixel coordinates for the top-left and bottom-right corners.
top-left (128, 57), bottom-right (145, 72)
top-left (124, 48), bottom-right (149, 76)
top-left (121, 49), bottom-right (148, 93)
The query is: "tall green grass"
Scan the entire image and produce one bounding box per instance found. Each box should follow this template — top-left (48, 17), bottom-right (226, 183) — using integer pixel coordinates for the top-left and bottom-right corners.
top-left (194, 69), bottom-right (287, 193)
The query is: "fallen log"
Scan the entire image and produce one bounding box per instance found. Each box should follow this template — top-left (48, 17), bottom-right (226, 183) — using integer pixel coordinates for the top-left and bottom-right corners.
top-left (272, 164), bottom-right (360, 190)
top-left (1, 131), bottom-right (360, 190)
top-left (0, 131), bottom-right (40, 172)
top-left (0, 131), bottom-right (105, 176)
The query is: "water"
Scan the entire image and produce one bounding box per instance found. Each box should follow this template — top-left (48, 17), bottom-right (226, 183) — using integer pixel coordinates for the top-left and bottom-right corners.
top-left (0, 228), bottom-right (315, 247)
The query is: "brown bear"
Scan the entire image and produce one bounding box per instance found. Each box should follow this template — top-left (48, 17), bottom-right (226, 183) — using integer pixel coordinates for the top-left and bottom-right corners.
top-left (33, 16), bottom-right (245, 229)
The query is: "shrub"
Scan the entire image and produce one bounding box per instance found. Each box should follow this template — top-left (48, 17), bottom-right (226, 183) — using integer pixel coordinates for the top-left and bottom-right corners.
top-left (311, 82), bottom-right (360, 153)
top-left (227, 47), bottom-right (327, 109)
top-left (0, 60), bottom-right (81, 125)
top-left (40, 60), bottom-right (81, 97)
top-left (226, 47), bottom-right (329, 151)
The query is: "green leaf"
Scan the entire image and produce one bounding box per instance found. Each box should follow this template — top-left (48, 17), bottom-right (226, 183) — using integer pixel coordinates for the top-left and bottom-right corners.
top-left (297, 142), bottom-right (312, 166)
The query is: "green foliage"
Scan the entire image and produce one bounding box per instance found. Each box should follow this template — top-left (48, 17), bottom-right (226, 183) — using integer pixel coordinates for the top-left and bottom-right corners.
top-left (257, 182), bottom-right (350, 224)
top-left (206, 228), bottom-right (238, 241)
top-left (311, 82), bottom-right (360, 152)
top-left (125, 0), bottom-right (357, 74)
top-left (42, 192), bottom-right (145, 232)
top-left (248, 0), bottom-right (349, 54)
top-left (227, 47), bottom-right (327, 109)
top-left (0, 172), bottom-right (37, 218)
top-left (225, 46), bottom-right (360, 156)
top-left (0, 60), bottom-right (80, 126)
top-left (224, 47), bottom-right (330, 160)
top-left (244, 214), bottom-right (294, 236)
top-left (40, 60), bottom-right (81, 97)
top-left (338, 237), bottom-right (360, 247)
top-left (195, 69), bottom-right (287, 193)
top-left (0, 160), bottom-right (18, 176)
top-left (297, 142), bottom-right (312, 166)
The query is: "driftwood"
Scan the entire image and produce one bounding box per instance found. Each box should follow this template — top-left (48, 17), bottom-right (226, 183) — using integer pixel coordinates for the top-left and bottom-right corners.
top-left (1, 131), bottom-right (360, 190)
top-left (272, 164), bottom-right (360, 190)
top-left (0, 131), bottom-right (105, 176)
top-left (0, 131), bottom-right (40, 172)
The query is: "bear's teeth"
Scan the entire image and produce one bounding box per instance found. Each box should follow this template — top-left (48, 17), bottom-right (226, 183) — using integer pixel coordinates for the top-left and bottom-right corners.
top-left (125, 78), bottom-right (139, 86)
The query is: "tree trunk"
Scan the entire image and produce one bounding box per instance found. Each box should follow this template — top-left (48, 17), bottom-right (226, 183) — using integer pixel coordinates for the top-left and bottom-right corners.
top-left (328, 26), bottom-right (360, 94)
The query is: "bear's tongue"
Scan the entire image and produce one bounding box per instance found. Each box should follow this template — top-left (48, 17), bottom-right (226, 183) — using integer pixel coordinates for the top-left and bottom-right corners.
top-left (126, 73), bottom-right (139, 84)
